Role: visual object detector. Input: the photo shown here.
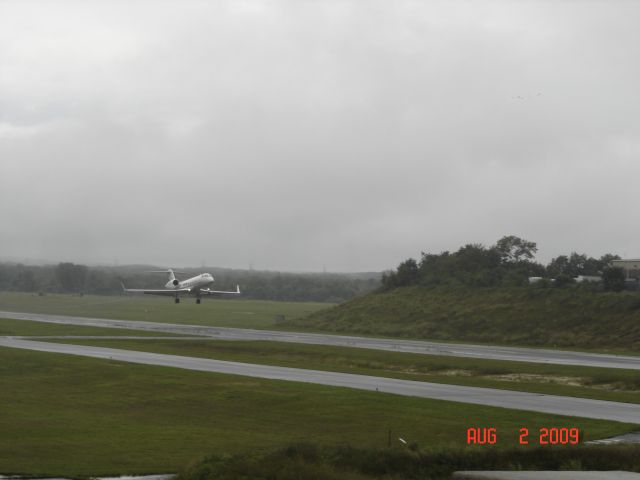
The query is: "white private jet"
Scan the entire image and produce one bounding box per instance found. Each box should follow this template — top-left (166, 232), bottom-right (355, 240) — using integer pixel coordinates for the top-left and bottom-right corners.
top-left (122, 269), bottom-right (240, 304)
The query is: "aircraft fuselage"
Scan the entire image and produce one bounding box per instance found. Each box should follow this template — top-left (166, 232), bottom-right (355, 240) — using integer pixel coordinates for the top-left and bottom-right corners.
top-left (166, 273), bottom-right (215, 293)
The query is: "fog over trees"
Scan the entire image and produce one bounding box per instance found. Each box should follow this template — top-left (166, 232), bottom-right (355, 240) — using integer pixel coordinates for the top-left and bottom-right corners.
top-left (0, 263), bottom-right (380, 303)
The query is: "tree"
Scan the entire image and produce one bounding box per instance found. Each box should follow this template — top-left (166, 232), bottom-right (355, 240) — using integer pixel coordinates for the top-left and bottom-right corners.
top-left (380, 271), bottom-right (395, 290)
top-left (547, 255), bottom-right (570, 277)
top-left (548, 252), bottom-right (620, 278)
top-left (567, 253), bottom-right (588, 276)
top-left (495, 235), bottom-right (537, 263)
top-left (395, 258), bottom-right (419, 287)
top-left (54, 262), bottom-right (88, 293)
top-left (13, 267), bottom-right (38, 292)
top-left (598, 254), bottom-right (621, 272)
top-left (602, 267), bottom-right (625, 292)
top-left (419, 251), bottom-right (452, 285)
top-left (456, 244), bottom-right (501, 272)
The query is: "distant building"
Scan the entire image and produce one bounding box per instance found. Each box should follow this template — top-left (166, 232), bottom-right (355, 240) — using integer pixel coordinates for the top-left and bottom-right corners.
top-left (574, 275), bottom-right (602, 283)
top-left (611, 259), bottom-right (640, 279)
top-left (528, 275), bottom-right (602, 284)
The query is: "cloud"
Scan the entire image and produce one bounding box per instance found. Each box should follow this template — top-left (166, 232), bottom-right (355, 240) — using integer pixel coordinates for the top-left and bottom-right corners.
top-left (1, 1), bottom-right (639, 270)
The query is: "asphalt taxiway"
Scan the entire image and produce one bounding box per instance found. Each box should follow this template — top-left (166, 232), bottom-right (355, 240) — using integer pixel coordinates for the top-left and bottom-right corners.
top-left (1, 310), bottom-right (640, 370)
top-left (1, 336), bottom-right (639, 424)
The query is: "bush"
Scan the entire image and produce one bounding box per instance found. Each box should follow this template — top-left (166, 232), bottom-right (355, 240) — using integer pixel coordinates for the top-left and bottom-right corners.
top-left (554, 274), bottom-right (575, 288)
top-left (178, 443), bottom-right (640, 480)
top-left (603, 267), bottom-right (626, 292)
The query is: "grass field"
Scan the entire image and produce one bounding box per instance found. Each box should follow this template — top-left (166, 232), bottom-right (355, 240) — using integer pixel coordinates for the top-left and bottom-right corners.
top-left (0, 292), bottom-right (330, 329)
top-left (0, 318), bottom-right (183, 337)
top-left (45, 337), bottom-right (640, 404)
top-left (0, 347), bottom-right (635, 477)
top-left (4, 291), bottom-right (640, 477)
top-left (288, 286), bottom-right (640, 352)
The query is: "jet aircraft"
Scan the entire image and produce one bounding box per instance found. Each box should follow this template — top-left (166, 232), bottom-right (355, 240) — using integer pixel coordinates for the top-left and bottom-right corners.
top-left (122, 269), bottom-right (240, 304)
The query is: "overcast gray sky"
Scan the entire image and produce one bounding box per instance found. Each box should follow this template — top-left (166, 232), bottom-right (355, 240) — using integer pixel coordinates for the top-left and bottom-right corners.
top-left (1, 1), bottom-right (639, 271)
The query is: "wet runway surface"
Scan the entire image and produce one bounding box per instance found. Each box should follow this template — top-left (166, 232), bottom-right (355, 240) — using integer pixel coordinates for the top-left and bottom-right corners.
top-left (2, 310), bottom-right (640, 370)
top-left (1, 336), bottom-right (640, 424)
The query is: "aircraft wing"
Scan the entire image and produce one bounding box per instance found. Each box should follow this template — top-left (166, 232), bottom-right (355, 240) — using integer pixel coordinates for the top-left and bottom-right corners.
top-left (200, 285), bottom-right (241, 295)
top-left (121, 283), bottom-right (190, 296)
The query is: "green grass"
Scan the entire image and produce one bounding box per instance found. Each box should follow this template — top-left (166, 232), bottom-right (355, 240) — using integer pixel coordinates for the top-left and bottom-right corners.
top-left (286, 286), bottom-right (640, 352)
top-left (0, 347), bottom-right (634, 477)
top-left (0, 318), bottom-right (183, 337)
top-left (43, 338), bottom-right (640, 404)
top-left (0, 292), bottom-right (330, 329)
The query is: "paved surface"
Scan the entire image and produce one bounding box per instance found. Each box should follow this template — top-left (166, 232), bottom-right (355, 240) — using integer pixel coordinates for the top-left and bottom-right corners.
top-left (2, 311), bottom-right (640, 370)
top-left (453, 472), bottom-right (640, 480)
top-left (0, 475), bottom-right (174, 480)
top-left (16, 336), bottom-right (207, 340)
top-left (1, 337), bottom-right (640, 424)
top-left (587, 431), bottom-right (640, 444)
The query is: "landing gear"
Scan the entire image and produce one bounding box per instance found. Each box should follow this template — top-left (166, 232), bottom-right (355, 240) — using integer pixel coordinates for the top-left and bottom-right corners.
top-left (175, 297), bottom-right (180, 304)
top-left (196, 298), bottom-right (201, 304)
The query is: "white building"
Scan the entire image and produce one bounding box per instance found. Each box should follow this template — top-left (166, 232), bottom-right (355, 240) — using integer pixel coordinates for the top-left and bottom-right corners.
top-left (575, 275), bottom-right (602, 283)
top-left (611, 259), bottom-right (640, 279)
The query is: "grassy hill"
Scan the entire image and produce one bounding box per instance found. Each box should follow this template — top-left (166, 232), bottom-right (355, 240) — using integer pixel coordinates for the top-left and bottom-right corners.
top-left (285, 286), bottom-right (640, 351)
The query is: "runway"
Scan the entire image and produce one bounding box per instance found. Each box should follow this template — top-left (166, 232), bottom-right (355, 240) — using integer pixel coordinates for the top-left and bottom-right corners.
top-left (1, 337), bottom-right (639, 424)
top-left (2, 310), bottom-right (640, 370)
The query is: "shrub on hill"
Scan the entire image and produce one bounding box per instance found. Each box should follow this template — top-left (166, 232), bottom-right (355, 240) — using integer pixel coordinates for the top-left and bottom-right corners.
top-left (177, 443), bottom-right (640, 480)
top-left (603, 266), bottom-right (626, 292)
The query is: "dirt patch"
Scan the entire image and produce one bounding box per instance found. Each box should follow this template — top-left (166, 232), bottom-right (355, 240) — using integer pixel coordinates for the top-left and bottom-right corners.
top-left (483, 373), bottom-right (585, 386)
top-left (483, 374), bottom-right (639, 392)
top-left (395, 368), bottom-right (474, 376)
top-left (589, 382), bottom-right (640, 393)
top-left (439, 369), bottom-right (474, 376)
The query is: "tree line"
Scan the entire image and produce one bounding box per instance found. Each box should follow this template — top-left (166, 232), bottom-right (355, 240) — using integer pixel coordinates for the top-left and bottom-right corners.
top-left (1, 237), bottom-right (628, 301)
top-left (0, 262), bottom-right (380, 302)
top-left (382, 235), bottom-right (626, 291)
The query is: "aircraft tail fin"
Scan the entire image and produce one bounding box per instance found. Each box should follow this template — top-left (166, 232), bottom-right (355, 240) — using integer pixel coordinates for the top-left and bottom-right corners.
top-left (145, 269), bottom-right (185, 287)
top-left (146, 269), bottom-right (187, 280)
